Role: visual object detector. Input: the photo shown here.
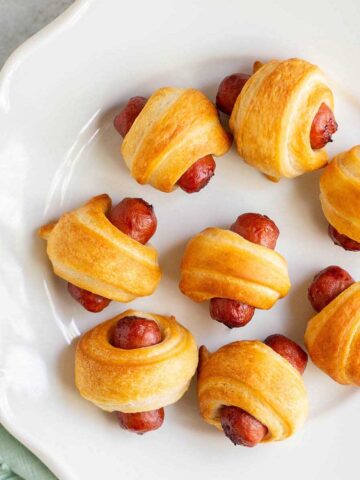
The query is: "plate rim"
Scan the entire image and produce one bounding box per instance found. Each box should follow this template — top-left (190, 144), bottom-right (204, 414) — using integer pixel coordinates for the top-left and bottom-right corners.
top-left (0, 1), bottom-right (93, 478)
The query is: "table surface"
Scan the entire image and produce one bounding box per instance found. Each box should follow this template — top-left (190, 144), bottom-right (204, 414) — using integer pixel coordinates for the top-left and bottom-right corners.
top-left (0, 0), bottom-right (74, 68)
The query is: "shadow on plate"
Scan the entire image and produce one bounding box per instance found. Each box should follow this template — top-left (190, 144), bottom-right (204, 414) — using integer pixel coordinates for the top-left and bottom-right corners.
top-left (159, 237), bottom-right (189, 283)
top-left (290, 169), bottom-right (328, 235)
top-left (171, 377), bottom-right (218, 437)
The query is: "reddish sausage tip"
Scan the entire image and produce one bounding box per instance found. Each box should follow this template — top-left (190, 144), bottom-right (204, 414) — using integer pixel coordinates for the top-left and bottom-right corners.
top-left (67, 283), bottom-right (111, 312)
top-left (220, 406), bottom-right (268, 447)
top-left (231, 213), bottom-right (279, 249)
top-left (209, 298), bottom-right (255, 328)
top-left (208, 213), bottom-right (279, 328)
top-left (114, 96), bottom-right (147, 138)
top-left (308, 265), bottom-right (354, 312)
top-left (108, 197), bottom-right (157, 244)
top-left (310, 103), bottom-right (338, 150)
top-left (264, 334), bottom-right (308, 374)
top-left (216, 73), bottom-right (250, 115)
top-left (328, 224), bottom-right (360, 252)
top-left (111, 316), bottom-right (162, 350)
top-left (68, 197), bottom-right (156, 312)
top-left (177, 155), bottom-right (216, 194)
top-left (116, 408), bottom-right (164, 435)
top-left (112, 316), bottom-right (163, 434)
top-left (253, 61), bottom-right (263, 73)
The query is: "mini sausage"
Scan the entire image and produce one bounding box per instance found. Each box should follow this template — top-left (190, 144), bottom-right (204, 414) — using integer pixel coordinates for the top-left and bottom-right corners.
top-left (264, 334), bottom-right (308, 374)
top-left (67, 197), bottom-right (157, 311)
top-left (209, 298), bottom-right (255, 328)
top-left (231, 213), bottom-right (279, 249)
top-left (220, 406), bottom-right (268, 447)
top-left (116, 408), bottom-right (164, 434)
top-left (67, 283), bottom-right (111, 313)
top-left (217, 70), bottom-right (337, 146)
top-left (210, 213), bottom-right (279, 328)
top-left (114, 98), bottom-right (217, 193)
top-left (220, 333), bottom-right (306, 447)
top-left (114, 96), bottom-right (148, 138)
top-left (108, 197), bottom-right (157, 245)
top-left (177, 155), bottom-right (216, 194)
top-left (216, 73), bottom-right (251, 115)
top-left (111, 315), bottom-right (162, 350)
top-left (328, 224), bottom-right (360, 252)
top-left (308, 265), bottom-right (354, 312)
top-left (111, 315), bottom-right (164, 434)
top-left (310, 103), bottom-right (338, 150)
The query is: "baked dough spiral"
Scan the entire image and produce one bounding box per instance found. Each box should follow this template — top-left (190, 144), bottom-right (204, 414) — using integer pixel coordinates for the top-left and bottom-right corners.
top-left (305, 282), bottom-right (360, 385)
top-left (320, 145), bottom-right (360, 243)
top-left (230, 58), bottom-right (334, 180)
top-left (121, 87), bottom-right (231, 192)
top-left (75, 309), bottom-right (199, 412)
top-left (179, 227), bottom-right (290, 309)
top-left (38, 195), bottom-right (161, 302)
top-left (198, 341), bottom-right (308, 442)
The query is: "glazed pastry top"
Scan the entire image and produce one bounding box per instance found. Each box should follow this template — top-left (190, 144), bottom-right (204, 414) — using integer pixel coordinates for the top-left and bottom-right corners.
top-left (179, 227), bottom-right (290, 309)
top-left (198, 340), bottom-right (308, 442)
top-left (39, 195), bottom-right (161, 302)
top-left (305, 282), bottom-right (360, 386)
top-left (230, 58), bottom-right (334, 179)
top-left (121, 87), bottom-right (231, 192)
top-left (75, 309), bottom-right (199, 412)
top-left (320, 145), bottom-right (360, 243)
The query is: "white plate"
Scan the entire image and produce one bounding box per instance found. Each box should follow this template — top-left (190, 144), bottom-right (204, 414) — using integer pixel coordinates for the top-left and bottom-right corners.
top-left (1, 0), bottom-right (360, 479)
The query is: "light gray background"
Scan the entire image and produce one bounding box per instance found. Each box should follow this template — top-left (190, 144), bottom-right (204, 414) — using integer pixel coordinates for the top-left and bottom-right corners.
top-left (0, 0), bottom-right (74, 68)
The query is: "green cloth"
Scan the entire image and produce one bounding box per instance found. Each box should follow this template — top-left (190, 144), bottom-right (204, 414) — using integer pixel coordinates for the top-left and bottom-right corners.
top-left (0, 425), bottom-right (57, 480)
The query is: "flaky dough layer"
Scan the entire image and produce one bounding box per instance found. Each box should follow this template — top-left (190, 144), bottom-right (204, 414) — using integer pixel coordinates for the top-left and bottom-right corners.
top-left (75, 310), bottom-right (198, 412)
top-left (39, 195), bottom-right (161, 302)
top-left (305, 282), bottom-right (360, 385)
top-left (198, 341), bottom-right (308, 442)
top-left (320, 145), bottom-right (360, 243)
top-left (179, 227), bottom-right (290, 309)
top-left (121, 87), bottom-right (231, 192)
top-left (230, 58), bottom-right (334, 180)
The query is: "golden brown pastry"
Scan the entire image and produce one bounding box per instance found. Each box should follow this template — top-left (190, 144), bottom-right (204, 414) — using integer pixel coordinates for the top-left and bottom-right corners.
top-left (229, 58), bottom-right (336, 180)
top-left (198, 340), bottom-right (308, 444)
top-left (120, 87), bottom-right (232, 192)
top-left (320, 145), bottom-right (360, 251)
top-left (39, 195), bottom-right (161, 303)
top-left (179, 227), bottom-right (290, 310)
top-left (305, 272), bottom-right (360, 386)
top-left (75, 309), bottom-right (198, 413)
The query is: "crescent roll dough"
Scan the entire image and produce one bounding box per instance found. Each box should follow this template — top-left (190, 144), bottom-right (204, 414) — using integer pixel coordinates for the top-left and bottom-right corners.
top-left (320, 145), bottom-right (360, 243)
top-left (75, 309), bottom-right (198, 412)
top-left (121, 87), bottom-right (231, 192)
top-left (38, 195), bottom-right (161, 302)
top-left (230, 58), bottom-right (334, 180)
top-left (305, 282), bottom-right (360, 386)
top-left (198, 341), bottom-right (308, 442)
top-left (179, 227), bottom-right (290, 309)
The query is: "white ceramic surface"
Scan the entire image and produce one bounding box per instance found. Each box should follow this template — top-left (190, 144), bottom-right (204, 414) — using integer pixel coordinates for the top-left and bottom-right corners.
top-left (0, 0), bottom-right (360, 479)
top-left (0, 0), bottom-right (74, 68)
